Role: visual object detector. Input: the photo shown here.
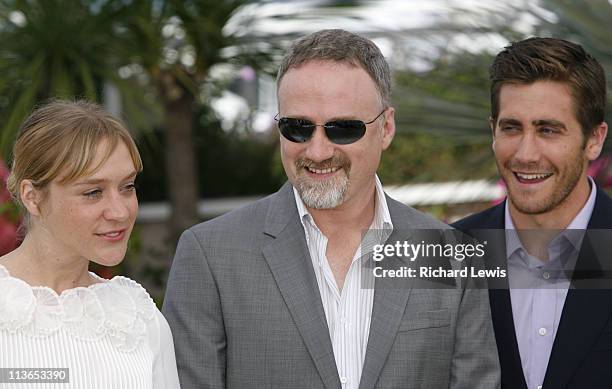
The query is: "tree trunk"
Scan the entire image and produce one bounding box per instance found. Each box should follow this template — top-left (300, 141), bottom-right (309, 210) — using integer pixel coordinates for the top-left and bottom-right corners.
top-left (160, 72), bottom-right (200, 247)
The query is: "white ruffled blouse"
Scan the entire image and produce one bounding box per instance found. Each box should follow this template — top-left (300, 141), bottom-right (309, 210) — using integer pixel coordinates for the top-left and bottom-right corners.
top-left (0, 264), bottom-right (180, 388)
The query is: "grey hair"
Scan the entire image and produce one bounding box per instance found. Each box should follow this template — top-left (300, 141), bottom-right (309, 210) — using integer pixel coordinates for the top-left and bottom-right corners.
top-left (277, 29), bottom-right (391, 107)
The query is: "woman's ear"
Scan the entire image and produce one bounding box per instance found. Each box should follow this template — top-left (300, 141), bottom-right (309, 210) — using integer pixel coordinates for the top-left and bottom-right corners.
top-left (20, 179), bottom-right (43, 217)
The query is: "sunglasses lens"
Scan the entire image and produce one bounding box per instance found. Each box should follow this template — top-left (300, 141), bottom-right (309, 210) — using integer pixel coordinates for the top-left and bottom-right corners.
top-left (326, 120), bottom-right (366, 145)
top-left (278, 118), bottom-right (314, 143)
top-left (277, 117), bottom-right (367, 144)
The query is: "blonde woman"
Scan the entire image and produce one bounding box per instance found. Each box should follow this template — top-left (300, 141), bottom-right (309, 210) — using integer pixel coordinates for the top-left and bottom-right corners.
top-left (0, 100), bottom-right (180, 388)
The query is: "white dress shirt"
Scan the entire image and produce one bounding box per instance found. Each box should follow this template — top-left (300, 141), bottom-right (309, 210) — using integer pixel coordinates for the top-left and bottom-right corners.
top-left (293, 175), bottom-right (393, 389)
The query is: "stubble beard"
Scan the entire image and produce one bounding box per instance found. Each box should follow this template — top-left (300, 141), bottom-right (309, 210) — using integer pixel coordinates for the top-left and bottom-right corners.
top-left (500, 155), bottom-right (584, 215)
top-left (294, 155), bottom-right (351, 209)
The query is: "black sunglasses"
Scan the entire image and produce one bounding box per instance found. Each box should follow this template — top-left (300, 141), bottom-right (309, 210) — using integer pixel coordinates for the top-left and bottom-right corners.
top-left (275, 109), bottom-right (387, 145)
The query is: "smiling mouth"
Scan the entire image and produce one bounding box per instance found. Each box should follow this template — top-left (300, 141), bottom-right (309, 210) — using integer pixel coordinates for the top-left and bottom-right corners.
top-left (305, 166), bottom-right (340, 174)
top-left (513, 172), bottom-right (553, 184)
top-left (95, 229), bottom-right (127, 241)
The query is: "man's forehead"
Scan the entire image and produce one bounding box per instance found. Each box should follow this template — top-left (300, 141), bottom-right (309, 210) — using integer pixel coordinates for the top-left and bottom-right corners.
top-left (277, 61), bottom-right (381, 108)
top-left (278, 59), bottom-right (364, 85)
top-left (498, 82), bottom-right (577, 114)
top-left (498, 81), bottom-right (574, 103)
top-left (280, 58), bottom-right (360, 77)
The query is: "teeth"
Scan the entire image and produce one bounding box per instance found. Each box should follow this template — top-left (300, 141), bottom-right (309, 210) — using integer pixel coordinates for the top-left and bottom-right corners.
top-left (516, 172), bottom-right (552, 180)
top-left (307, 166), bottom-right (339, 174)
top-left (102, 232), bottom-right (120, 237)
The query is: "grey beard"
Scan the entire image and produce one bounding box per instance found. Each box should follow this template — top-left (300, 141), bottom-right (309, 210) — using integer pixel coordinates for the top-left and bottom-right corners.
top-left (295, 174), bottom-right (349, 209)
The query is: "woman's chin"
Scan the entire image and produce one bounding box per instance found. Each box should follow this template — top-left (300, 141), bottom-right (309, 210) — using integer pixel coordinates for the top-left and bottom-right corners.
top-left (90, 252), bottom-right (126, 268)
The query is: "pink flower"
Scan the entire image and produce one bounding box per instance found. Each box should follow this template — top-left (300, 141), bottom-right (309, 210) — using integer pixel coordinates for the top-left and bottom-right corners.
top-left (0, 158), bottom-right (10, 203)
top-left (0, 216), bottom-right (18, 255)
top-left (0, 157), bottom-right (19, 254)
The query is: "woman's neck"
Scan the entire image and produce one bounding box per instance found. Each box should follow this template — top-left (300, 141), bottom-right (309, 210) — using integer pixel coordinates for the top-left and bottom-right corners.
top-left (0, 233), bottom-right (97, 294)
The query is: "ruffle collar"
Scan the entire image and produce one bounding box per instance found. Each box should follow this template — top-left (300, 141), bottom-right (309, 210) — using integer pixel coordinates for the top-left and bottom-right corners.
top-left (0, 264), bottom-right (156, 352)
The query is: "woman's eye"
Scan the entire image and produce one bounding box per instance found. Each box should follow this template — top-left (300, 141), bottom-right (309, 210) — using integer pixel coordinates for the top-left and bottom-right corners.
top-left (84, 189), bottom-right (102, 199)
top-left (123, 183), bottom-right (137, 192)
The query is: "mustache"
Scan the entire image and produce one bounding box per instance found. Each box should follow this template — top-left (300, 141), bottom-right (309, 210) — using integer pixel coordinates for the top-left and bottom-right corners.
top-left (296, 155), bottom-right (351, 170)
top-left (504, 161), bottom-right (554, 173)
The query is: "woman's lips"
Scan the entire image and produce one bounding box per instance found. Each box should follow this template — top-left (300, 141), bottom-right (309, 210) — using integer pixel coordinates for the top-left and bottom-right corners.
top-left (95, 229), bottom-right (126, 242)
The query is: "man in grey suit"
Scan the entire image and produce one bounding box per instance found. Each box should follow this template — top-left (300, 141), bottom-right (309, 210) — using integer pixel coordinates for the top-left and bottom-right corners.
top-left (163, 29), bottom-right (500, 389)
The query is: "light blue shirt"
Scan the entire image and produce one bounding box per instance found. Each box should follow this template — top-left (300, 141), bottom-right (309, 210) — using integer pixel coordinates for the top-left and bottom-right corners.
top-left (504, 177), bottom-right (597, 389)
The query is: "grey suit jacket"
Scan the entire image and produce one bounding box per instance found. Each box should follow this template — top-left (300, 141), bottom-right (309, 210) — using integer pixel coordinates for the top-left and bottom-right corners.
top-left (163, 183), bottom-right (500, 389)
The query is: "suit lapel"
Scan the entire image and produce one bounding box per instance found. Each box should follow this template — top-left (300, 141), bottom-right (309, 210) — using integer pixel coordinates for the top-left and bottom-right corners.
top-left (262, 183), bottom-right (341, 389)
top-left (483, 228), bottom-right (527, 389)
top-left (358, 229), bottom-right (414, 389)
top-left (359, 198), bottom-right (422, 389)
top-left (543, 189), bottom-right (612, 388)
top-left (489, 288), bottom-right (528, 389)
top-left (455, 202), bottom-right (528, 389)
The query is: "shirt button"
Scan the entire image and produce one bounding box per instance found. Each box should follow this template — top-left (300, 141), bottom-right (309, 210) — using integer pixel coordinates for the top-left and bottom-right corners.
top-left (543, 272), bottom-right (550, 280)
top-left (537, 386), bottom-right (542, 389)
top-left (538, 327), bottom-right (547, 336)
top-left (340, 377), bottom-right (347, 384)
top-left (339, 316), bottom-right (345, 324)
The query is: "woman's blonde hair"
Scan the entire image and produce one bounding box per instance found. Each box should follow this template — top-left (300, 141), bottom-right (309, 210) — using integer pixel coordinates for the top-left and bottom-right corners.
top-left (7, 99), bottom-right (143, 219)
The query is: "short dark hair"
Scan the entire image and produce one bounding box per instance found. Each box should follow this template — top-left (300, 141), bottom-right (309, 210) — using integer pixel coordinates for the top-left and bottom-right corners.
top-left (490, 37), bottom-right (606, 136)
top-left (277, 29), bottom-right (391, 107)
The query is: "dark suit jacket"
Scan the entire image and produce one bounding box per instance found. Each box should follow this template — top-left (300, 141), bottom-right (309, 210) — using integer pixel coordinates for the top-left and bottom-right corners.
top-left (453, 187), bottom-right (612, 389)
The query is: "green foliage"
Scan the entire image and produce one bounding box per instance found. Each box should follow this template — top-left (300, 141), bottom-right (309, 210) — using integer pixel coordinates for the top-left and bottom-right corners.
top-left (0, 200), bottom-right (19, 222)
top-left (378, 133), bottom-right (496, 184)
top-left (533, 0), bottom-right (612, 121)
top-left (196, 129), bottom-right (283, 197)
top-left (0, 0), bottom-right (133, 155)
top-left (136, 107), bottom-right (284, 201)
top-left (120, 0), bottom-right (250, 92)
top-left (384, 51), bottom-right (497, 182)
top-left (393, 51), bottom-right (493, 143)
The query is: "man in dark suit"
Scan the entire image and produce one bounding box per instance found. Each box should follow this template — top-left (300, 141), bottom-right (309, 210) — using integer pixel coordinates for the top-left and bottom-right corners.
top-left (453, 37), bottom-right (611, 388)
